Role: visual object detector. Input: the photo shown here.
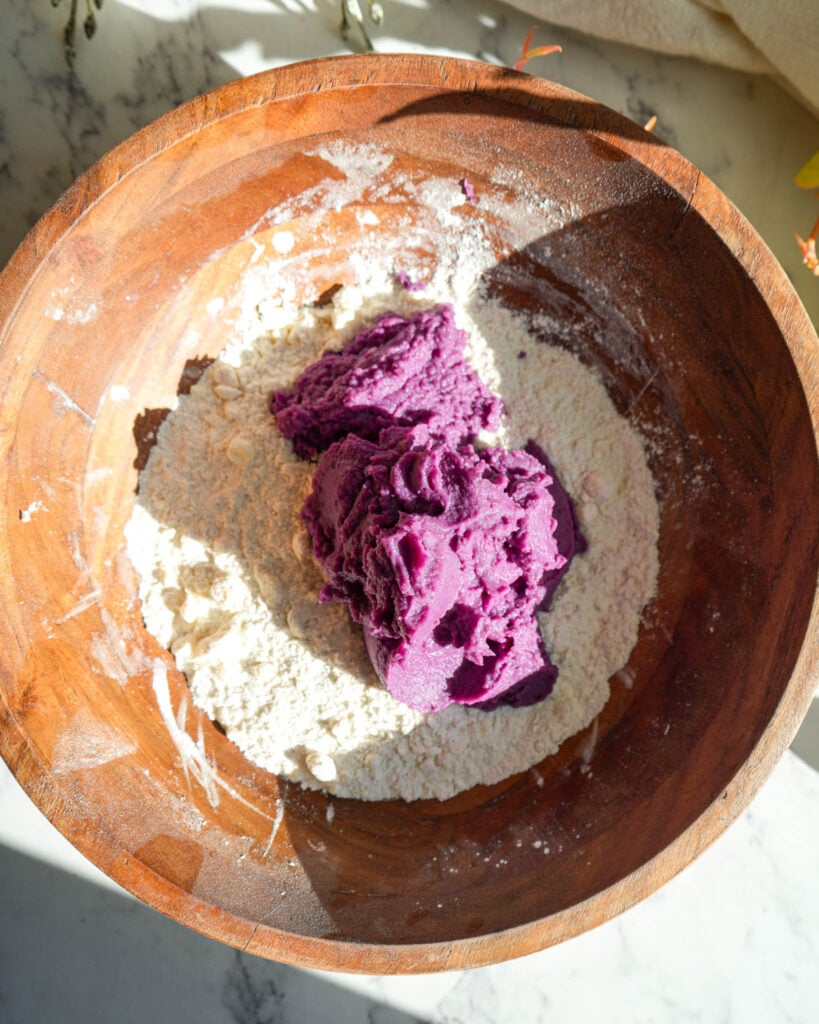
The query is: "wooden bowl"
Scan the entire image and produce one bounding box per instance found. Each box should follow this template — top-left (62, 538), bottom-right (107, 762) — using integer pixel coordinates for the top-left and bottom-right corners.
top-left (0, 56), bottom-right (816, 973)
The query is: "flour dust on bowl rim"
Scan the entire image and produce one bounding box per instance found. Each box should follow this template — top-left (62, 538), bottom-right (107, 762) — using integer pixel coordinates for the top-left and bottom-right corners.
top-left (0, 54), bottom-right (816, 973)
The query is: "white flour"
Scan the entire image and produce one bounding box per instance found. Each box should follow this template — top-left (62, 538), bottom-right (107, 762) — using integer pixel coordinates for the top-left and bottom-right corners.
top-left (126, 269), bottom-right (659, 801)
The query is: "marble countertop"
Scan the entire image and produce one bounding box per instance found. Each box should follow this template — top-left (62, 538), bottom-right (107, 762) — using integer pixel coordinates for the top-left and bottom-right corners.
top-left (1, 0), bottom-right (818, 1021)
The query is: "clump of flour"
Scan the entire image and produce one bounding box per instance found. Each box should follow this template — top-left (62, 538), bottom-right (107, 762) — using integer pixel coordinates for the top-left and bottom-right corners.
top-left (127, 272), bottom-right (659, 801)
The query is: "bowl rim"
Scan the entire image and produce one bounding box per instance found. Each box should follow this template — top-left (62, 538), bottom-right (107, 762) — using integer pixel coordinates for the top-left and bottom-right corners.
top-left (0, 52), bottom-right (817, 974)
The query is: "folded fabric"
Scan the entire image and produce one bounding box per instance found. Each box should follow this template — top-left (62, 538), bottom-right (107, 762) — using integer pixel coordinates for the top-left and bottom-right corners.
top-left (505, 0), bottom-right (819, 114)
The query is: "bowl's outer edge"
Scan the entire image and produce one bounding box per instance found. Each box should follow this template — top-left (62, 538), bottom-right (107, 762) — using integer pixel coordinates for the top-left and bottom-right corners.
top-left (0, 53), bottom-right (817, 974)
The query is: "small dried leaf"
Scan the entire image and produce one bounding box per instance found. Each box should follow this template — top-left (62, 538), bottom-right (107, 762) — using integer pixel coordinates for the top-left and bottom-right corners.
top-left (795, 151), bottom-right (819, 190)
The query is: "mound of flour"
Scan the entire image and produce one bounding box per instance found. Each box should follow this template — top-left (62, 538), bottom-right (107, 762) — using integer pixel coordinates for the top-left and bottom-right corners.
top-left (126, 277), bottom-right (659, 802)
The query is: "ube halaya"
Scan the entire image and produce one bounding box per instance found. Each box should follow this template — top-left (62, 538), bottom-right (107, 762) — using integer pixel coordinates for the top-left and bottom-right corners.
top-left (272, 304), bottom-right (584, 713)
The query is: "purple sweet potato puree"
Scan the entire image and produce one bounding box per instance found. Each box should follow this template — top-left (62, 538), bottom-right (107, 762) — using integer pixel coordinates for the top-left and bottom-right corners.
top-left (273, 305), bottom-right (501, 458)
top-left (396, 270), bottom-right (427, 293)
top-left (273, 305), bottom-right (583, 713)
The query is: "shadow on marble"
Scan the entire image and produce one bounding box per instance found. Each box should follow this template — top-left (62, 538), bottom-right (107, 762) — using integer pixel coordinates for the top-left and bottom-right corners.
top-left (792, 699), bottom-right (819, 772)
top-left (0, 844), bottom-right (429, 1024)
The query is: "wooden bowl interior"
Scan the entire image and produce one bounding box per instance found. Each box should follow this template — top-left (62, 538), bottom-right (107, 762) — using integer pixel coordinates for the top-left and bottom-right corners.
top-left (0, 59), bottom-right (816, 973)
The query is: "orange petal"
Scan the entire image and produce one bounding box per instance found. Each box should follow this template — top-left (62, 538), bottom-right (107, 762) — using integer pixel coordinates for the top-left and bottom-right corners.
top-left (517, 25), bottom-right (536, 64)
top-left (515, 42), bottom-right (562, 72)
top-left (795, 231), bottom-right (819, 274)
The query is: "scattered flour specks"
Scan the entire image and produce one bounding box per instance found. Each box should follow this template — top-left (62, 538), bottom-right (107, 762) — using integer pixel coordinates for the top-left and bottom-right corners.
top-left (52, 708), bottom-right (137, 774)
top-left (19, 499), bottom-right (46, 523)
top-left (32, 369), bottom-right (95, 425)
top-left (271, 231), bottom-right (295, 255)
top-left (150, 658), bottom-right (276, 817)
top-left (126, 270), bottom-right (659, 802)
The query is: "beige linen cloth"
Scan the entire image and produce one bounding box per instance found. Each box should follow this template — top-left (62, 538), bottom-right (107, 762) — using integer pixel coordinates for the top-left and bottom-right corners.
top-left (504, 0), bottom-right (819, 113)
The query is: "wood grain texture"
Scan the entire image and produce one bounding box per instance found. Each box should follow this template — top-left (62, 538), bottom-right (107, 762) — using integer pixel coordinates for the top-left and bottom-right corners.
top-left (0, 55), bottom-right (817, 974)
